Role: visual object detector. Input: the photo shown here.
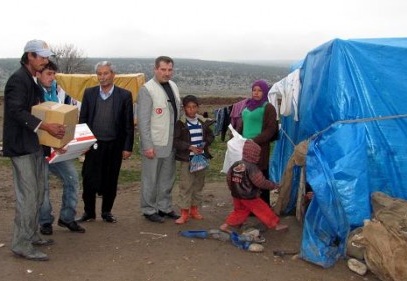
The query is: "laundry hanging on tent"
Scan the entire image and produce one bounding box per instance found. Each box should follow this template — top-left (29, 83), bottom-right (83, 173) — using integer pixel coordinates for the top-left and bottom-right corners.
top-left (229, 98), bottom-right (248, 129)
top-left (213, 106), bottom-right (232, 141)
top-left (268, 68), bottom-right (301, 121)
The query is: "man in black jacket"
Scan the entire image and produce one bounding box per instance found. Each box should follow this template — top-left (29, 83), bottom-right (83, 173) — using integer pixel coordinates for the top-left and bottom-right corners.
top-left (77, 61), bottom-right (134, 224)
top-left (3, 39), bottom-right (65, 261)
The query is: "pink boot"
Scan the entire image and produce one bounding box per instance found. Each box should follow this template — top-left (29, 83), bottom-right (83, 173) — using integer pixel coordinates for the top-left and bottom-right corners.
top-left (175, 209), bottom-right (189, 224)
top-left (190, 206), bottom-right (204, 220)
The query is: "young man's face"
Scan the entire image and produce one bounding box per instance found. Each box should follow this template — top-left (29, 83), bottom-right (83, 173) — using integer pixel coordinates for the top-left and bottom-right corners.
top-left (184, 101), bottom-right (199, 118)
top-left (37, 68), bottom-right (56, 89)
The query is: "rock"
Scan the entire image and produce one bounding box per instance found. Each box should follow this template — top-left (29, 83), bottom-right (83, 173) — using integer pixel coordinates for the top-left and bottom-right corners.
top-left (248, 243), bottom-right (264, 253)
top-left (347, 258), bottom-right (368, 276)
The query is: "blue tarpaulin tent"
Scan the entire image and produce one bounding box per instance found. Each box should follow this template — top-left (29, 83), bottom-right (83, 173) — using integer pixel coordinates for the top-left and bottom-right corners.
top-left (270, 38), bottom-right (407, 267)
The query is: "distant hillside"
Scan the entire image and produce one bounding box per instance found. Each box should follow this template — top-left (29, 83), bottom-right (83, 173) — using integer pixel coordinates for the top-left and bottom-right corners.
top-left (0, 58), bottom-right (291, 96)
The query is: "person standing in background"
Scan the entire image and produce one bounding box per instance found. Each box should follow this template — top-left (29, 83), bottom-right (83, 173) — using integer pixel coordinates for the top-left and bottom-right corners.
top-left (3, 39), bottom-right (65, 261)
top-left (77, 61), bottom-right (134, 224)
top-left (36, 61), bottom-right (85, 235)
top-left (236, 80), bottom-right (279, 207)
top-left (137, 56), bottom-right (181, 223)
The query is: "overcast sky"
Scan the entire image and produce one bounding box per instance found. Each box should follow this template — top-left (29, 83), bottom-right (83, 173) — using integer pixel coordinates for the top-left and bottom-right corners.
top-left (1, 0), bottom-right (405, 62)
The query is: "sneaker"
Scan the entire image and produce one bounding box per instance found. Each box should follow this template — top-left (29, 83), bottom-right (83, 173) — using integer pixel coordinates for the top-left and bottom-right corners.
top-left (241, 228), bottom-right (266, 243)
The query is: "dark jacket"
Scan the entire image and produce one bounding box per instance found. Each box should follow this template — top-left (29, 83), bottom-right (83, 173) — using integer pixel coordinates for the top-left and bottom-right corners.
top-left (226, 139), bottom-right (275, 199)
top-left (227, 161), bottom-right (261, 199)
top-left (79, 85), bottom-right (134, 151)
top-left (2, 65), bottom-right (44, 157)
top-left (236, 103), bottom-right (278, 170)
top-left (174, 115), bottom-right (215, 162)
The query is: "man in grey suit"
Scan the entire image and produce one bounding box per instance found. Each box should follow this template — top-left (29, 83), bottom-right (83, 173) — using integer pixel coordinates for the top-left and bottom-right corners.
top-left (76, 61), bottom-right (134, 224)
top-left (137, 56), bottom-right (181, 223)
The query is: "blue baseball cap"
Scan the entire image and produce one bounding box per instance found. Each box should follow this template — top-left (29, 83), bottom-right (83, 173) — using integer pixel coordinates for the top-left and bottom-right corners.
top-left (24, 39), bottom-right (54, 57)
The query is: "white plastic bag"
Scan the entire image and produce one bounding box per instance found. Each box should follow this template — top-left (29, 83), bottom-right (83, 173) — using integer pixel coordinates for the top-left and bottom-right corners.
top-left (221, 124), bottom-right (246, 173)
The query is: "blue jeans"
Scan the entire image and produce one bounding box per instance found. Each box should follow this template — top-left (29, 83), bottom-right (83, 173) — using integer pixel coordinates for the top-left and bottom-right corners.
top-left (39, 159), bottom-right (79, 224)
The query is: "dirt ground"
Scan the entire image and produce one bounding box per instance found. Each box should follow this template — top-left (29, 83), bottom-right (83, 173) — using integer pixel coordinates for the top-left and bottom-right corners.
top-left (0, 97), bottom-right (380, 281)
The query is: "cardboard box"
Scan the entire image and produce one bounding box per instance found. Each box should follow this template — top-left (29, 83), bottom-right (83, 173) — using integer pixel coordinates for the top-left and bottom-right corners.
top-left (46, 123), bottom-right (96, 164)
top-left (32, 102), bottom-right (78, 148)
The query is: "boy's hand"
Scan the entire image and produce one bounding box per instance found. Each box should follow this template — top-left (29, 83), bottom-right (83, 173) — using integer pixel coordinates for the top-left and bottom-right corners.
top-left (189, 146), bottom-right (203, 154)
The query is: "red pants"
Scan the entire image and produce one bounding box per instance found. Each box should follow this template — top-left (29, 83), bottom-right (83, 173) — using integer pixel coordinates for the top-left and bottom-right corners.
top-left (225, 197), bottom-right (280, 228)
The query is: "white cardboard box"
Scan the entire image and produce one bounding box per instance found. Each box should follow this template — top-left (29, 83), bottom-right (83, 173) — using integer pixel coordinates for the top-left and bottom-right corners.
top-left (46, 123), bottom-right (96, 164)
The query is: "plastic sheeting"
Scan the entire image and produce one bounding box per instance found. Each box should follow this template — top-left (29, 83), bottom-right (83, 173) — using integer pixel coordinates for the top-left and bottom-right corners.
top-left (270, 38), bottom-right (407, 267)
top-left (56, 73), bottom-right (145, 102)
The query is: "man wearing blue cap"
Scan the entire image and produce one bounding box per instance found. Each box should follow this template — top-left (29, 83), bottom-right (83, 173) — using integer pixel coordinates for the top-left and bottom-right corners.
top-left (2, 39), bottom-right (66, 261)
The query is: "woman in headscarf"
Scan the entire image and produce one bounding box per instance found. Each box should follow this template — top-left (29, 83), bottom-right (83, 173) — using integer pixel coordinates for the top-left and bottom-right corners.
top-left (236, 80), bottom-right (279, 207)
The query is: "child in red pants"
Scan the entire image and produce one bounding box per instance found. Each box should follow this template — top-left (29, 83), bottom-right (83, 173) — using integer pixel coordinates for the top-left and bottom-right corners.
top-left (220, 140), bottom-right (288, 233)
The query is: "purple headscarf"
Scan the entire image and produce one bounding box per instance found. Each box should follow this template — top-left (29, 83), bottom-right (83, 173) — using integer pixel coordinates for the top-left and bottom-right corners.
top-left (245, 80), bottom-right (269, 111)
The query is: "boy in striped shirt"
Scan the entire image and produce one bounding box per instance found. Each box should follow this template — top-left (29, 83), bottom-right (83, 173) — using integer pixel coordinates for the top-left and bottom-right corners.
top-left (173, 95), bottom-right (215, 224)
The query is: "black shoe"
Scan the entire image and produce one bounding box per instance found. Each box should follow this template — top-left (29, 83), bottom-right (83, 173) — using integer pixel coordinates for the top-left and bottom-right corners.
top-left (58, 219), bottom-right (86, 233)
top-left (159, 210), bottom-right (180, 220)
top-left (40, 223), bottom-right (53, 235)
top-left (76, 213), bottom-right (96, 222)
top-left (144, 213), bottom-right (165, 223)
top-left (101, 212), bottom-right (117, 223)
top-left (32, 238), bottom-right (54, 246)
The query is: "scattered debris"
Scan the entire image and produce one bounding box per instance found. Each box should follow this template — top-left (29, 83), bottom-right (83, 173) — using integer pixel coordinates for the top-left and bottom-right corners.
top-left (241, 228), bottom-right (266, 243)
top-left (140, 231), bottom-right (167, 239)
top-left (273, 249), bottom-right (298, 257)
top-left (208, 229), bottom-right (230, 242)
top-left (248, 243), bottom-right (264, 252)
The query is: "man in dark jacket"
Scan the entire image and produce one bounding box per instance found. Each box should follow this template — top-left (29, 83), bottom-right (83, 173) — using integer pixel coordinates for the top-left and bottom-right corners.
top-left (3, 39), bottom-right (65, 261)
top-left (77, 61), bottom-right (134, 224)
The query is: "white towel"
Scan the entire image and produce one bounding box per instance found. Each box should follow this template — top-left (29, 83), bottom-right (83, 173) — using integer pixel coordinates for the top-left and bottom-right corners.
top-left (268, 69), bottom-right (301, 121)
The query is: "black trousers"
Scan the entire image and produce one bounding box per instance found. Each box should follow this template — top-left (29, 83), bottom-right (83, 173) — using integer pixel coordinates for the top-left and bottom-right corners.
top-left (82, 140), bottom-right (123, 216)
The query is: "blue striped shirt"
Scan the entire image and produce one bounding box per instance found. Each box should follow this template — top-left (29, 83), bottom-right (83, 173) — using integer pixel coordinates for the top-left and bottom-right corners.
top-left (187, 119), bottom-right (203, 156)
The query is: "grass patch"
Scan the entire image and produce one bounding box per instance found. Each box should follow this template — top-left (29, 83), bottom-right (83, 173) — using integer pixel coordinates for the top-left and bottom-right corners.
top-left (114, 131), bottom-right (229, 186)
top-left (0, 157), bottom-right (12, 168)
